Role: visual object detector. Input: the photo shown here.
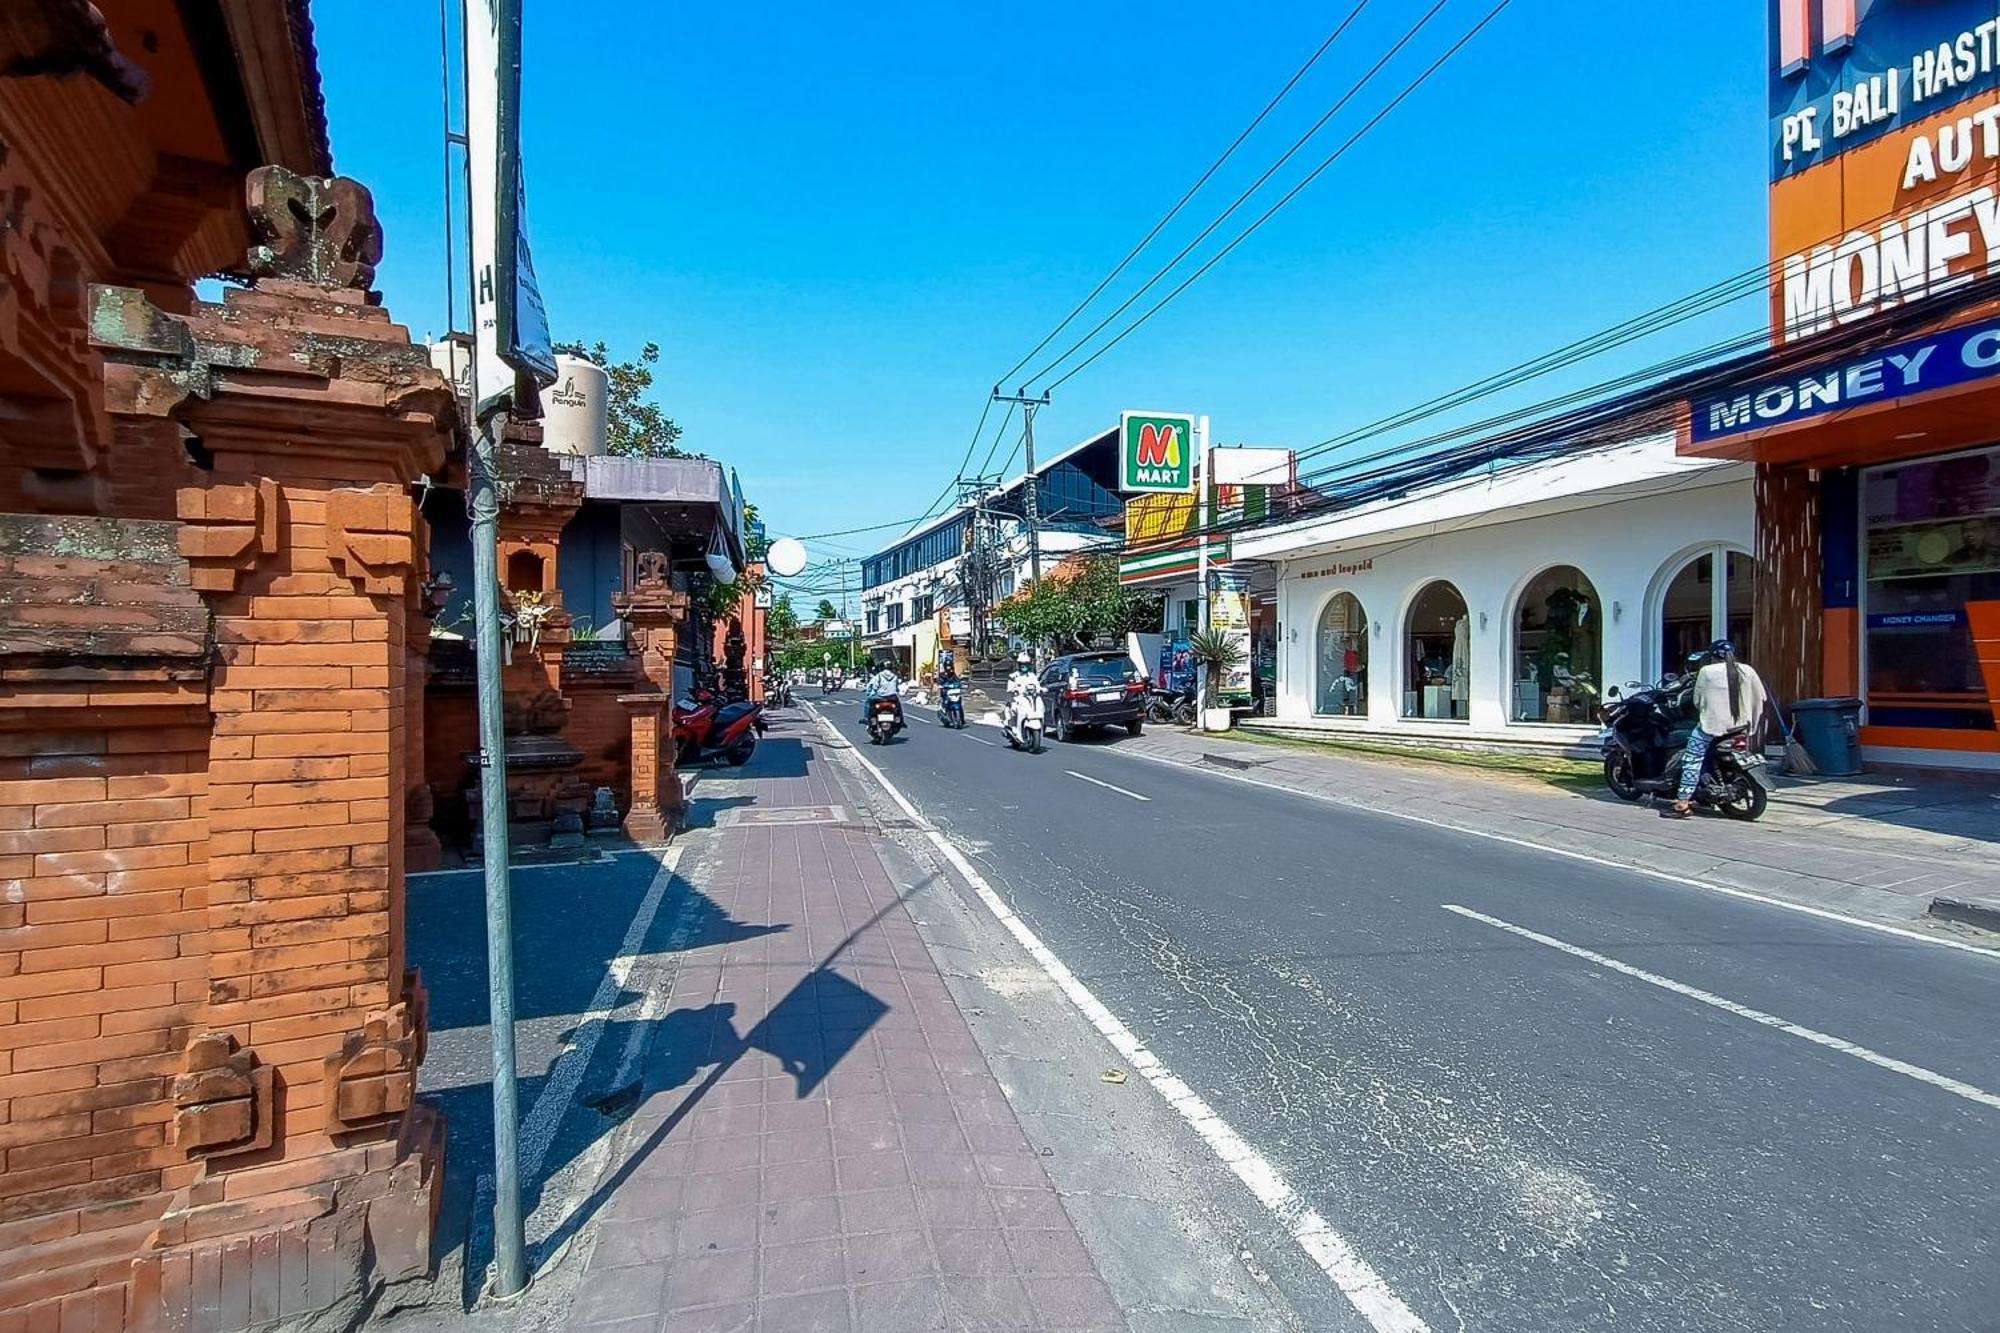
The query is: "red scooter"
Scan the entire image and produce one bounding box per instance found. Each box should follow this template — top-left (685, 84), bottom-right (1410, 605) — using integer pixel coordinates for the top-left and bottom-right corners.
top-left (674, 689), bottom-right (765, 767)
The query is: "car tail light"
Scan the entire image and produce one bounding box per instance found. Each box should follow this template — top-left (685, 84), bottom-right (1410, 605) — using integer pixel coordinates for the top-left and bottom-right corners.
top-left (1066, 689), bottom-right (1092, 701)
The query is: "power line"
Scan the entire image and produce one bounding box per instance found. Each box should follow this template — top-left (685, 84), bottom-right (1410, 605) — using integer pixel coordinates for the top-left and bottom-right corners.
top-left (1021, 0), bottom-right (1462, 391)
top-left (1044, 0), bottom-right (1515, 392)
top-left (991, 2), bottom-right (1371, 390)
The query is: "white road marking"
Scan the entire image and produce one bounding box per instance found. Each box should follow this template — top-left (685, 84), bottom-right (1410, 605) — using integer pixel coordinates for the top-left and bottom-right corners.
top-left (1442, 903), bottom-right (2000, 1113)
top-left (1065, 769), bottom-right (1151, 802)
top-left (1107, 747), bottom-right (2000, 961)
top-left (808, 703), bottom-right (1427, 1333)
top-left (517, 847), bottom-right (682, 1181)
top-left (965, 735), bottom-right (997, 747)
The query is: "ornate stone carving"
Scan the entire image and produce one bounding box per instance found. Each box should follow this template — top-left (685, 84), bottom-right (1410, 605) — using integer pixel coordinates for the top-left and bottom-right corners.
top-left (322, 977), bottom-right (429, 1133)
top-left (244, 166), bottom-right (382, 290)
top-left (326, 486), bottom-right (419, 596)
top-left (171, 1033), bottom-right (275, 1156)
top-left (176, 479), bottom-right (280, 593)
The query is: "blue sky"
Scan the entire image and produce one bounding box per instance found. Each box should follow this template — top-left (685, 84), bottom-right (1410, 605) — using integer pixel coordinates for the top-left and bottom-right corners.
top-left (313, 1), bottom-right (1769, 572)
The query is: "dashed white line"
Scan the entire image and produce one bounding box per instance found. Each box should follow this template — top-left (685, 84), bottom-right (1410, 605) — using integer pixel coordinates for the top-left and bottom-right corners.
top-left (810, 703), bottom-right (1428, 1333)
top-left (1065, 769), bottom-right (1151, 802)
top-left (1105, 746), bottom-right (2000, 960)
top-left (1442, 903), bottom-right (2000, 1112)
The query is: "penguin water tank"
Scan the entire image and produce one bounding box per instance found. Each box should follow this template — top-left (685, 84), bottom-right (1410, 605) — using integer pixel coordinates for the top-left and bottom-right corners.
top-left (539, 353), bottom-right (610, 456)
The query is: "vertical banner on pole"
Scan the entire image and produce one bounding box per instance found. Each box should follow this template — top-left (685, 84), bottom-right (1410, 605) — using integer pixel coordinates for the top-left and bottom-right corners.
top-left (465, 0), bottom-right (556, 417)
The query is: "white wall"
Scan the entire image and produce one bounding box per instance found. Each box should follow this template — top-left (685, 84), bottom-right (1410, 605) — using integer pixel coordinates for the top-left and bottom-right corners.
top-left (1272, 473), bottom-right (1753, 738)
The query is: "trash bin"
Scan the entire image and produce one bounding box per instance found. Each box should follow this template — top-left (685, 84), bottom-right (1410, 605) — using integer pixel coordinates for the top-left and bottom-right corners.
top-left (1791, 697), bottom-right (1864, 776)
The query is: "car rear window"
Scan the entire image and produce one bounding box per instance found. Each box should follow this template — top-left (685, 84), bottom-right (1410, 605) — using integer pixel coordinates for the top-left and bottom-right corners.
top-left (1070, 657), bottom-right (1137, 684)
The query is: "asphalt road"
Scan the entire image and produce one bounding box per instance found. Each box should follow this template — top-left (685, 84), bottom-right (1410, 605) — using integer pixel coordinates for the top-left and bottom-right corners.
top-left (816, 690), bottom-right (2000, 1333)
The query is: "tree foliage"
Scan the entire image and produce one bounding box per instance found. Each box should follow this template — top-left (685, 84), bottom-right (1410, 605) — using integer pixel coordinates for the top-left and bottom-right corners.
top-left (1186, 628), bottom-right (1247, 709)
top-left (767, 593), bottom-right (799, 642)
top-left (993, 555), bottom-right (1155, 651)
top-left (816, 599), bottom-right (839, 623)
top-left (553, 339), bottom-right (691, 459)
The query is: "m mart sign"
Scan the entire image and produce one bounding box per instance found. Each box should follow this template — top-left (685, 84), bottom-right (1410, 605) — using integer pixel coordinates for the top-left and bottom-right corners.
top-left (1120, 411), bottom-right (1195, 493)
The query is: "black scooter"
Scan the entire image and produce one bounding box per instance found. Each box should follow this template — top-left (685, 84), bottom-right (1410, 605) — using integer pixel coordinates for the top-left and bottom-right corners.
top-left (938, 678), bottom-right (967, 729)
top-left (1599, 674), bottom-right (1768, 820)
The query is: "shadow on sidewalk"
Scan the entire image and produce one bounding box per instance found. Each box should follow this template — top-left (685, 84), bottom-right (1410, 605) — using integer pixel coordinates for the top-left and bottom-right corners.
top-left (528, 869), bottom-right (935, 1270)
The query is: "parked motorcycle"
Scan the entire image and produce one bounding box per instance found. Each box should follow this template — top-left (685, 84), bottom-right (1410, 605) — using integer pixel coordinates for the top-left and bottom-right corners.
top-left (1001, 676), bottom-right (1046, 754)
top-left (1145, 682), bottom-right (1196, 726)
top-left (1599, 676), bottom-right (1767, 820)
top-left (939, 679), bottom-right (967, 729)
top-left (674, 689), bottom-right (764, 766)
top-left (866, 694), bottom-right (905, 745)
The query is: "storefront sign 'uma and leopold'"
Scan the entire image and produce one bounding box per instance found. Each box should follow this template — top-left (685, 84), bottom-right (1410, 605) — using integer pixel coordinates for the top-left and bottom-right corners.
top-left (1120, 411), bottom-right (1196, 493)
top-left (1693, 317), bottom-right (2000, 441)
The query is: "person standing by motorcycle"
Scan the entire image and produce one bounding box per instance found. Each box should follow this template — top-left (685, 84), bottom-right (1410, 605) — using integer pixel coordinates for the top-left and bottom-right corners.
top-left (1666, 639), bottom-right (1768, 819)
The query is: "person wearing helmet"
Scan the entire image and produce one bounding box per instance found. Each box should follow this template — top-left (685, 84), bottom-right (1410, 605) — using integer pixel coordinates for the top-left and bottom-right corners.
top-left (1005, 651), bottom-right (1038, 712)
top-left (1667, 638), bottom-right (1767, 818)
top-left (861, 661), bottom-right (903, 726)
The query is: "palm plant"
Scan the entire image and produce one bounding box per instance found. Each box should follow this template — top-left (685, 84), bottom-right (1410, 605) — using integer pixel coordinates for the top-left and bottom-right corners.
top-left (1186, 628), bottom-right (1246, 715)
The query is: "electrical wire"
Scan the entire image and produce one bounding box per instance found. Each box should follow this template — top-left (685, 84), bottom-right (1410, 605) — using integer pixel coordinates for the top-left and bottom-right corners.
top-left (1021, 0), bottom-right (1463, 391)
top-left (990, 2), bottom-right (1371, 392)
top-left (1043, 0), bottom-right (1515, 392)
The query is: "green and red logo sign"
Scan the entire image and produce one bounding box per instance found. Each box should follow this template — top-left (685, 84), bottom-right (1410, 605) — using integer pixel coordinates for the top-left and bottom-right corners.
top-left (1120, 411), bottom-right (1196, 494)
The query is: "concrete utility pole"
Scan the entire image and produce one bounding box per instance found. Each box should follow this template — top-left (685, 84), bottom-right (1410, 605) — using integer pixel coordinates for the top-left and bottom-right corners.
top-left (992, 389), bottom-right (1051, 587)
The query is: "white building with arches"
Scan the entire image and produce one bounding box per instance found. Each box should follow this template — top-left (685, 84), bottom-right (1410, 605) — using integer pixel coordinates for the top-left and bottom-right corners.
top-left (1232, 433), bottom-right (1754, 751)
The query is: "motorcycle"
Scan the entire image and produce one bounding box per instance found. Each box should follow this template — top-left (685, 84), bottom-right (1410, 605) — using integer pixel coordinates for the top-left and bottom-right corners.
top-left (1001, 676), bottom-right (1046, 754)
top-left (1600, 676), bottom-right (1768, 820)
top-left (674, 689), bottom-right (764, 767)
top-left (939, 679), bottom-right (967, 729)
top-left (1145, 682), bottom-right (1196, 726)
top-left (866, 694), bottom-right (905, 745)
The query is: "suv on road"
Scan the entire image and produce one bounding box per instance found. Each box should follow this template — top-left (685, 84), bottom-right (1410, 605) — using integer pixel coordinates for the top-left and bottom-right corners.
top-left (1041, 651), bottom-right (1147, 742)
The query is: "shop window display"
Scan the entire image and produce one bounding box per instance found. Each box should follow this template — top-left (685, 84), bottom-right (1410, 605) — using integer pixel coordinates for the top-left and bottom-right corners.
top-left (1404, 581), bottom-right (1469, 719)
top-left (1659, 547), bottom-right (1757, 680)
top-left (1862, 446), bottom-right (2000, 732)
top-left (1315, 592), bottom-right (1368, 715)
top-left (1514, 566), bottom-right (1601, 723)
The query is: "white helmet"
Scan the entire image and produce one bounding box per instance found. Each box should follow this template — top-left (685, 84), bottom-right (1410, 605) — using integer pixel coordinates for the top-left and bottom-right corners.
top-left (1015, 651), bottom-right (1032, 668)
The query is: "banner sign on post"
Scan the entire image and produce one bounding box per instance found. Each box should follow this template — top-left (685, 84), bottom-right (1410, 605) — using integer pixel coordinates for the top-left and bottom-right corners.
top-left (1120, 411), bottom-right (1197, 493)
top-left (465, 0), bottom-right (556, 415)
top-left (1210, 570), bottom-right (1253, 703)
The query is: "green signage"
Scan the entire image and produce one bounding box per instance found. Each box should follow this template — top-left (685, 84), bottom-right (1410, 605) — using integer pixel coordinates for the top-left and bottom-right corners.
top-left (1120, 411), bottom-right (1196, 494)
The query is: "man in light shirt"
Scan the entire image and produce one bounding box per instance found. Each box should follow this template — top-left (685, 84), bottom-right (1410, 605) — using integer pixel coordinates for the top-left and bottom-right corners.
top-left (1667, 639), bottom-right (1767, 819)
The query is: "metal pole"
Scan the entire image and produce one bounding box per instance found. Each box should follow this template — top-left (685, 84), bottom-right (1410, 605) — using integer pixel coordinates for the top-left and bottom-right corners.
top-left (1195, 414), bottom-right (1212, 715)
top-left (992, 390), bottom-right (1051, 588)
top-left (467, 412), bottom-right (527, 1298)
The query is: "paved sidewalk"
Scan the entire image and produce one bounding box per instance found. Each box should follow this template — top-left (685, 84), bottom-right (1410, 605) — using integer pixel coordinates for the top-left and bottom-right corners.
top-left (563, 717), bottom-right (1126, 1333)
top-left (1103, 724), bottom-right (2000, 933)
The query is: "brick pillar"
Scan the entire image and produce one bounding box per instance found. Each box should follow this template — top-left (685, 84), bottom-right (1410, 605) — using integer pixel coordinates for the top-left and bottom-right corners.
top-left (404, 568), bottom-right (443, 873)
top-left (90, 167), bottom-right (451, 1329)
top-left (612, 553), bottom-right (687, 840)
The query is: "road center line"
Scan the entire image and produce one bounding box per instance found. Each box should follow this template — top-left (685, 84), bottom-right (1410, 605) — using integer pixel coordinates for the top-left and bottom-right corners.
top-left (1065, 769), bottom-right (1150, 801)
top-left (1441, 903), bottom-right (2000, 1112)
top-left (1105, 746), bottom-right (2000, 961)
top-left (808, 703), bottom-right (1428, 1333)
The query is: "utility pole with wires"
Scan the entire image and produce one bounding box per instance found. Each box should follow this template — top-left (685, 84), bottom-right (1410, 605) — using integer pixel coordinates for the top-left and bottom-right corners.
top-left (991, 388), bottom-right (1050, 586)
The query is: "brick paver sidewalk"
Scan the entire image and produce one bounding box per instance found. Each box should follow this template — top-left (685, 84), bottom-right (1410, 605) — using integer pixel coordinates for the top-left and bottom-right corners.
top-left (564, 716), bottom-right (1125, 1333)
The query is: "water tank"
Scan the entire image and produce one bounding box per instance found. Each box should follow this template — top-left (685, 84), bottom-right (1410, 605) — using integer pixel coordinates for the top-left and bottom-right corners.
top-left (539, 353), bottom-right (610, 456)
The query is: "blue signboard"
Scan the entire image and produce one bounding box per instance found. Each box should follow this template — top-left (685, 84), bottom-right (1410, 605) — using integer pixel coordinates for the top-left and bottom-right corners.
top-left (1692, 317), bottom-right (2000, 441)
top-left (1770, 0), bottom-right (2000, 183)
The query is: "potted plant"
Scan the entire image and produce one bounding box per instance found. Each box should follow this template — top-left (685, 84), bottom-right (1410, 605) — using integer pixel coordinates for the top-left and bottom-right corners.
top-left (1186, 628), bottom-right (1246, 732)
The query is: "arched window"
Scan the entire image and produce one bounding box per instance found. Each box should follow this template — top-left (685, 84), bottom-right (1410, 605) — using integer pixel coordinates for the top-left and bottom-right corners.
top-left (1404, 581), bottom-right (1469, 719)
top-left (1513, 566), bottom-right (1602, 723)
top-left (1659, 547), bottom-right (1756, 679)
top-left (1315, 593), bottom-right (1368, 716)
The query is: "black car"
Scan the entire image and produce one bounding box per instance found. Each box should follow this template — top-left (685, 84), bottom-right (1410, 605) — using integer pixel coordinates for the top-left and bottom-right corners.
top-left (1041, 651), bottom-right (1148, 741)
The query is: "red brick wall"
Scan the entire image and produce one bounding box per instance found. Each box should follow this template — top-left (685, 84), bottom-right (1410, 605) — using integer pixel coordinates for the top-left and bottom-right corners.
top-left (564, 679), bottom-right (633, 795)
top-left (0, 696), bottom-right (211, 1323)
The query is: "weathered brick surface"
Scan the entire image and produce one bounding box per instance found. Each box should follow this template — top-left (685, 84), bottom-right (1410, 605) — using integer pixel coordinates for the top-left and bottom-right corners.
top-left (0, 164), bottom-right (453, 1329)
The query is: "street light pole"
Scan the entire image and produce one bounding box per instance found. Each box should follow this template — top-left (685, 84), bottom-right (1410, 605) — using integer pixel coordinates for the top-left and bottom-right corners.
top-left (992, 389), bottom-right (1051, 587)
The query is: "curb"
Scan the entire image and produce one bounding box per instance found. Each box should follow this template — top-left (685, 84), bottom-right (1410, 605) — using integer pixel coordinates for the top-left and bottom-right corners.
top-left (1926, 896), bottom-right (2000, 935)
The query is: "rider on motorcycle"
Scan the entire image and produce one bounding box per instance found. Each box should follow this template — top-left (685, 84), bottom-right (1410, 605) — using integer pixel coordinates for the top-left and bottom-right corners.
top-left (1004, 651), bottom-right (1039, 721)
top-left (1666, 639), bottom-right (1768, 819)
top-left (861, 663), bottom-right (903, 727)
